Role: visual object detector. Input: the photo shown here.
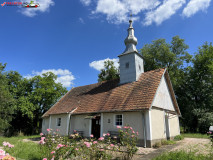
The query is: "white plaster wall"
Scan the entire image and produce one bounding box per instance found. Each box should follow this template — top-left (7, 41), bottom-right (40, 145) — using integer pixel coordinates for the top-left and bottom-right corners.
top-left (135, 54), bottom-right (144, 80)
top-left (70, 114), bottom-right (90, 137)
top-left (102, 112), bottom-right (144, 140)
top-left (152, 76), bottom-right (175, 111)
top-left (119, 53), bottom-right (136, 84)
top-left (42, 117), bottom-right (49, 134)
top-left (49, 114), bottom-right (69, 135)
top-left (169, 115), bottom-right (180, 137)
top-left (151, 109), bottom-right (166, 140)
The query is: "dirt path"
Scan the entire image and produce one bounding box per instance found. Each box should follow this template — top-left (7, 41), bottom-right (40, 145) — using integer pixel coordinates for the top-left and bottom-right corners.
top-left (133, 138), bottom-right (211, 160)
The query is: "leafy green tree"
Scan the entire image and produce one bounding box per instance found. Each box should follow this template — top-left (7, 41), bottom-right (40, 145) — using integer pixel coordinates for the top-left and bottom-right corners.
top-left (0, 63), bottom-right (14, 133)
top-left (6, 71), bottom-right (67, 135)
top-left (182, 42), bottom-right (213, 132)
top-left (140, 36), bottom-right (192, 89)
top-left (98, 60), bottom-right (119, 82)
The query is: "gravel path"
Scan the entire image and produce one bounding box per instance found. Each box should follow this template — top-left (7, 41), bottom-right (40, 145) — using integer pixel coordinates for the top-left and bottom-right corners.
top-left (133, 138), bottom-right (211, 160)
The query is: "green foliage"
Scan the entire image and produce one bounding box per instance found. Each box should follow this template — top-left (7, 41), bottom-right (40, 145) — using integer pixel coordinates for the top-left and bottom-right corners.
top-left (1, 66), bottom-right (68, 135)
top-left (153, 150), bottom-right (213, 160)
top-left (174, 135), bottom-right (184, 141)
top-left (182, 133), bottom-right (209, 139)
top-left (161, 139), bottom-right (176, 145)
top-left (0, 63), bottom-right (14, 133)
top-left (140, 36), bottom-right (192, 90)
top-left (153, 142), bottom-right (161, 148)
top-left (0, 135), bottom-right (42, 160)
top-left (98, 60), bottom-right (119, 82)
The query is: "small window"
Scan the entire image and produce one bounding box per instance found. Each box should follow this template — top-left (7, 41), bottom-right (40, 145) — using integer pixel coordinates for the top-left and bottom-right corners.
top-left (57, 118), bottom-right (61, 126)
top-left (115, 115), bottom-right (123, 126)
top-left (125, 62), bottom-right (129, 69)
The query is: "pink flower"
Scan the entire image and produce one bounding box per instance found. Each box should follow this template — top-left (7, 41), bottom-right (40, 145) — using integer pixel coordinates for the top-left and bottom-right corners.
top-left (130, 127), bottom-right (133, 130)
top-left (8, 144), bottom-right (14, 148)
top-left (3, 142), bottom-right (8, 147)
top-left (75, 148), bottom-right (79, 150)
top-left (98, 137), bottom-right (104, 141)
top-left (106, 133), bottom-right (110, 136)
top-left (116, 126), bottom-right (121, 129)
top-left (136, 132), bottom-right (139, 135)
top-left (90, 134), bottom-right (94, 138)
top-left (39, 140), bottom-right (45, 144)
top-left (41, 137), bottom-right (45, 141)
top-left (131, 135), bottom-right (135, 138)
top-left (74, 130), bottom-right (77, 133)
top-left (43, 158), bottom-right (47, 160)
top-left (40, 133), bottom-right (44, 136)
top-left (56, 144), bottom-right (64, 149)
top-left (84, 142), bottom-right (91, 148)
top-left (0, 149), bottom-right (6, 156)
top-left (100, 149), bottom-right (104, 151)
top-left (47, 128), bottom-right (51, 132)
top-left (51, 151), bottom-right (55, 154)
top-left (110, 144), bottom-right (114, 147)
top-left (56, 129), bottom-right (60, 132)
top-left (93, 141), bottom-right (98, 144)
top-left (132, 131), bottom-right (135, 134)
top-left (103, 133), bottom-right (106, 137)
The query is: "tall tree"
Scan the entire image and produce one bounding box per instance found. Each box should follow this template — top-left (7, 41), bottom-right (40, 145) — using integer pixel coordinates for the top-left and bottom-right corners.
top-left (6, 71), bottom-right (67, 135)
top-left (0, 63), bottom-right (14, 133)
top-left (98, 60), bottom-right (119, 82)
top-left (140, 36), bottom-right (192, 89)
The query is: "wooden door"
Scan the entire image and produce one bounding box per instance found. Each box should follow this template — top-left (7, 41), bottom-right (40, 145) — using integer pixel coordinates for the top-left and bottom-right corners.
top-left (92, 117), bottom-right (100, 139)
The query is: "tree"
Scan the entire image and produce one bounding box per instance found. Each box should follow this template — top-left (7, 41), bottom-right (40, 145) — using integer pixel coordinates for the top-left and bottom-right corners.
top-left (6, 71), bottom-right (67, 135)
top-left (182, 42), bottom-right (213, 132)
top-left (140, 36), bottom-right (192, 89)
top-left (98, 60), bottom-right (119, 82)
top-left (0, 63), bottom-right (14, 133)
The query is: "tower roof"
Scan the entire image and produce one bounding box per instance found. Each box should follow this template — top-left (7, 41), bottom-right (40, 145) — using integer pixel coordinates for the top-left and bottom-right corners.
top-left (119, 18), bottom-right (138, 56)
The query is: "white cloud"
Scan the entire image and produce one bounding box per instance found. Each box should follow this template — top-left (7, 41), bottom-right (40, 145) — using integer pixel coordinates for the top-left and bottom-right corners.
top-left (144, 0), bottom-right (186, 26)
top-left (20, 0), bottom-right (54, 17)
top-left (93, 0), bottom-right (160, 24)
top-left (89, 58), bottom-right (119, 71)
top-left (182, 0), bottom-right (211, 17)
top-left (79, 17), bottom-right (85, 24)
top-left (80, 0), bottom-right (91, 6)
top-left (25, 69), bottom-right (75, 88)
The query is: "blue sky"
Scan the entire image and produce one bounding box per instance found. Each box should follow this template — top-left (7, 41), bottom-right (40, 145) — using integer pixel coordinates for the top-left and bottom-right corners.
top-left (0, 0), bottom-right (213, 89)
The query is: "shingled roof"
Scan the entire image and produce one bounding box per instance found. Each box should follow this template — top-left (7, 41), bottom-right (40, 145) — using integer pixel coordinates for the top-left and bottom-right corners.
top-left (43, 68), bottom-right (180, 117)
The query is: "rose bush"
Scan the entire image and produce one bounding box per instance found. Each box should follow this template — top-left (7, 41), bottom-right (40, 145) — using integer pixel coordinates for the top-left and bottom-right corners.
top-left (40, 126), bottom-right (139, 160)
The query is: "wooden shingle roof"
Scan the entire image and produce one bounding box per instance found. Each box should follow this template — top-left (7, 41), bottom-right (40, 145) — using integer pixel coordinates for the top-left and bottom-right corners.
top-left (42, 68), bottom-right (180, 117)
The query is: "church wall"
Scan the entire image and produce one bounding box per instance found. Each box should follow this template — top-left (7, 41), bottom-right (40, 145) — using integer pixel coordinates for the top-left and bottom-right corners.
top-left (152, 75), bottom-right (175, 111)
top-left (119, 53), bottom-right (137, 84)
top-left (151, 108), bottom-right (166, 140)
top-left (70, 114), bottom-right (90, 137)
top-left (48, 114), bottom-right (69, 135)
top-left (102, 112), bottom-right (144, 140)
top-left (169, 114), bottom-right (180, 137)
top-left (42, 117), bottom-right (49, 135)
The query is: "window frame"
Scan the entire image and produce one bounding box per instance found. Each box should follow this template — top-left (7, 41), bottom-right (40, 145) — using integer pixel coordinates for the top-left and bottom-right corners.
top-left (114, 114), bottom-right (123, 126)
top-left (57, 117), bottom-right (61, 127)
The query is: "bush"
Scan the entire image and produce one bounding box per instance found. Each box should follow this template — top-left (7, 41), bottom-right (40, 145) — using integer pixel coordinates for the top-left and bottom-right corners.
top-left (153, 142), bottom-right (161, 148)
top-left (174, 135), bottom-right (184, 141)
top-left (161, 139), bottom-right (176, 145)
top-left (153, 150), bottom-right (212, 160)
top-left (40, 126), bottom-right (139, 160)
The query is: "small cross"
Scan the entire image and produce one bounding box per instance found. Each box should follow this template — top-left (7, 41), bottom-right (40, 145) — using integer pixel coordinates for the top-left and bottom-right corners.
top-left (130, 12), bottom-right (133, 20)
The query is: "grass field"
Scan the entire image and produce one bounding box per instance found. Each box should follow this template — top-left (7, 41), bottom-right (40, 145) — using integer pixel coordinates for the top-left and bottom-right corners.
top-left (0, 135), bottom-right (42, 160)
top-left (182, 133), bottom-right (209, 139)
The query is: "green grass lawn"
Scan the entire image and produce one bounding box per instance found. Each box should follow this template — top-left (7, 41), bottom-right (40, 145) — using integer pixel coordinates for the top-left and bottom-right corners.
top-left (181, 133), bottom-right (209, 139)
top-left (0, 135), bottom-right (43, 160)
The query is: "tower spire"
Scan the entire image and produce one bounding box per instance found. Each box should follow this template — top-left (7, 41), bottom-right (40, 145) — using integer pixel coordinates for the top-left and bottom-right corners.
top-left (122, 14), bottom-right (138, 55)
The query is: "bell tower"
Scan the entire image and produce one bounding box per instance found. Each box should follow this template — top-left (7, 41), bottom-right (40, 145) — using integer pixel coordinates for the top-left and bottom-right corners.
top-left (118, 18), bottom-right (144, 84)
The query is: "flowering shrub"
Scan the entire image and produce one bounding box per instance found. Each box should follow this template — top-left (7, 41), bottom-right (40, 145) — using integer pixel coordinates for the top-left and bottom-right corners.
top-left (118, 125), bottom-right (139, 159)
top-left (0, 142), bottom-right (16, 160)
top-left (40, 126), bottom-right (138, 160)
